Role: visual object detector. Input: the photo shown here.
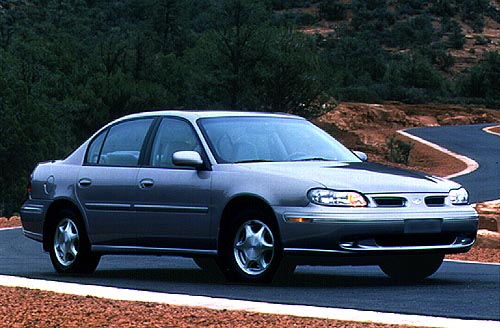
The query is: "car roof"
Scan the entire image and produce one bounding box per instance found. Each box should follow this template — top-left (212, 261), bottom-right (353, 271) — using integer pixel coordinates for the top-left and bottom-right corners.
top-left (113, 110), bottom-right (302, 123)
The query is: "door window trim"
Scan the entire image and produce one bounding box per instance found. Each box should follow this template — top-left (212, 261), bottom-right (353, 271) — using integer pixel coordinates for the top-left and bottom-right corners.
top-left (83, 117), bottom-right (157, 167)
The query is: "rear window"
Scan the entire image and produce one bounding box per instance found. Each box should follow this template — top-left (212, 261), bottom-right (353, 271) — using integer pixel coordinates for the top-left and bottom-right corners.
top-left (85, 118), bottom-right (154, 166)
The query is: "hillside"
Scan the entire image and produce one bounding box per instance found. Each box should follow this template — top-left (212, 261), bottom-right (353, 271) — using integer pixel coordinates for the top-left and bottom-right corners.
top-left (286, 1), bottom-right (500, 74)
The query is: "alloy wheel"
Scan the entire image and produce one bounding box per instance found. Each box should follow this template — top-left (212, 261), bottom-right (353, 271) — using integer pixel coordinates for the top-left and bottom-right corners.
top-left (53, 218), bottom-right (80, 267)
top-left (233, 220), bottom-right (275, 276)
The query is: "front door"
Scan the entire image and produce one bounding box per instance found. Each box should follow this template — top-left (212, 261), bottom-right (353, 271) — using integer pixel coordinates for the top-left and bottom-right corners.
top-left (134, 117), bottom-right (212, 250)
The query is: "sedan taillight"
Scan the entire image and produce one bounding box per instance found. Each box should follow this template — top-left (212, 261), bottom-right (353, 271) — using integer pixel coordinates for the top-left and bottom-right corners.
top-left (27, 174), bottom-right (32, 195)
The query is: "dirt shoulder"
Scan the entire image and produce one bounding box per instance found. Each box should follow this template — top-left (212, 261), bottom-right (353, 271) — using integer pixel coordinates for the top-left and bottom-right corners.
top-left (0, 286), bottom-right (415, 328)
top-left (0, 216), bottom-right (21, 229)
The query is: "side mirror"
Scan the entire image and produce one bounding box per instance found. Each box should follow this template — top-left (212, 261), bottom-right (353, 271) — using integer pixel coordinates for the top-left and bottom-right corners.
top-left (353, 151), bottom-right (368, 162)
top-left (172, 151), bottom-right (204, 168)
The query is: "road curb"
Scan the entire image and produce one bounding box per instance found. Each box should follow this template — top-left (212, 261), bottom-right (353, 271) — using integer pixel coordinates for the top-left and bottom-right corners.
top-left (397, 130), bottom-right (479, 179)
top-left (0, 274), bottom-right (498, 328)
top-left (445, 259), bottom-right (500, 266)
top-left (483, 125), bottom-right (500, 136)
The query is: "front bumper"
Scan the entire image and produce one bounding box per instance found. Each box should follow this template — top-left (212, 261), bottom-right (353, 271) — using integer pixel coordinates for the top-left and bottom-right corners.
top-left (274, 203), bottom-right (478, 257)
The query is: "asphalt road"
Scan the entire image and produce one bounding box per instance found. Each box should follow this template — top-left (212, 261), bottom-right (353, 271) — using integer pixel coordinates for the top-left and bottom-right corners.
top-left (2, 124), bottom-right (499, 321)
top-left (406, 123), bottom-right (500, 203)
top-left (1, 228), bottom-right (499, 320)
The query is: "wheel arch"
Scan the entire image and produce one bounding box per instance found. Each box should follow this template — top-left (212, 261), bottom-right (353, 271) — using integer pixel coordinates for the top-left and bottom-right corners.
top-left (43, 199), bottom-right (84, 252)
top-left (217, 195), bottom-right (280, 251)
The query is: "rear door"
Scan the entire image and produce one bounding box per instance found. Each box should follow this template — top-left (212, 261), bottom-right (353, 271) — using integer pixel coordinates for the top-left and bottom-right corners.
top-left (76, 118), bottom-right (155, 246)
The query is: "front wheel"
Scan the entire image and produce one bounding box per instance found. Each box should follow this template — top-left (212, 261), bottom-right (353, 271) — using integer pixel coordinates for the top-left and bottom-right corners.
top-left (219, 209), bottom-right (282, 283)
top-left (379, 254), bottom-right (444, 282)
top-left (49, 210), bottom-right (100, 274)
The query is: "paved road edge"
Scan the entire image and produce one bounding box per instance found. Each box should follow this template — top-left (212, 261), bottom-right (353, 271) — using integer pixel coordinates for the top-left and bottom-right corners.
top-left (397, 130), bottom-right (479, 179)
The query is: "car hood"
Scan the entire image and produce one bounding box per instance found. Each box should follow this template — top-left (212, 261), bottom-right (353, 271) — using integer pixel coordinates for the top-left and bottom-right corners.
top-left (234, 161), bottom-right (460, 194)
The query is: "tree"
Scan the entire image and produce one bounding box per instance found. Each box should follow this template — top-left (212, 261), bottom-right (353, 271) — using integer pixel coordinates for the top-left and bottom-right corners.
top-left (319, 0), bottom-right (348, 21)
top-left (254, 28), bottom-right (326, 116)
top-left (207, 0), bottom-right (270, 109)
top-left (181, 0), bottom-right (271, 110)
top-left (460, 0), bottom-right (489, 32)
top-left (458, 51), bottom-right (500, 102)
top-left (448, 20), bottom-right (465, 49)
top-left (383, 52), bottom-right (445, 103)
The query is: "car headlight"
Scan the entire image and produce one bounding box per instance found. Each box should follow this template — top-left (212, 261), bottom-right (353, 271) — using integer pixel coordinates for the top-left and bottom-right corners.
top-left (308, 189), bottom-right (367, 207)
top-left (449, 187), bottom-right (469, 205)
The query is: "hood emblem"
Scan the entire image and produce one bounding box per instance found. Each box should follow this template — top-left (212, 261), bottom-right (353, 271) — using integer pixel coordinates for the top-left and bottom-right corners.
top-left (412, 198), bottom-right (423, 205)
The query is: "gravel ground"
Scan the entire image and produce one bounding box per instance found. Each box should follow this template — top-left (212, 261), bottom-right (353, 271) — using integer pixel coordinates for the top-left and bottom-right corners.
top-left (0, 286), bottom-right (415, 328)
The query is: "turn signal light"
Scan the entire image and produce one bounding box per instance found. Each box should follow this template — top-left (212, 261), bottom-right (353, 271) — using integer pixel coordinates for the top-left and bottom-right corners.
top-left (288, 217), bottom-right (312, 223)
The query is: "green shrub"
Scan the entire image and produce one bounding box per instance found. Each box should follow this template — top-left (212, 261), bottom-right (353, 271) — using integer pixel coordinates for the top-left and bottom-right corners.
top-left (386, 135), bottom-right (413, 165)
top-left (319, 0), bottom-right (348, 21)
top-left (474, 36), bottom-right (490, 46)
top-left (449, 22), bottom-right (466, 49)
top-left (272, 0), bottom-right (310, 10)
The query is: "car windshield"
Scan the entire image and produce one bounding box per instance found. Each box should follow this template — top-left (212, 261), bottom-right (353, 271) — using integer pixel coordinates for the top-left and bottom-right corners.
top-left (198, 116), bottom-right (360, 164)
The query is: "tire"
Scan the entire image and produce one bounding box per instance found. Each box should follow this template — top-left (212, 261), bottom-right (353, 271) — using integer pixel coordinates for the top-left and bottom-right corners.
top-left (219, 209), bottom-right (282, 283)
top-left (379, 254), bottom-right (445, 282)
top-left (49, 209), bottom-right (100, 274)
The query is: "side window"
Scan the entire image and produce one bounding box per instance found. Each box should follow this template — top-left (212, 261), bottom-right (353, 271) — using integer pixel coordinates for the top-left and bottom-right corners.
top-left (86, 131), bottom-right (106, 164)
top-left (97, 118), bottom-right (153, 166)
top-left (150, 118), bottom-right (201, 168)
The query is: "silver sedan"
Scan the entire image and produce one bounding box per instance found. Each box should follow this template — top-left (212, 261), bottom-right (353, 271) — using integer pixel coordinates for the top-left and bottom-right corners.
top-left (21, 111), bottom-right (478, 283)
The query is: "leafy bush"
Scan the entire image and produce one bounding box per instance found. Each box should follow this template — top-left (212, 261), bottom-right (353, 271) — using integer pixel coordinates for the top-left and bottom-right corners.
top-left (474, 36), bottom-right (491, 46)
top-left (397, 0), bottom-right (425, 15)
top-left (391, 14), bottom-right (435, 47)
top-left (277, 12), bottom-right (319, 26)
top-left (386, 135), bottom-right (413, 165)
top-left (338, 86), bottom-right (382, 103)
top-left (457, 51), bottom-right (500, 100)
top-left (430, 0), bottom-right (456, 17)
top-left (448, 20), bottom-right (466, 49)
top-left (487, 4), bottom-right (500, 23)
top-left (272, 0), bottom-right (310, 10)
top-left (319, 0), bottom-right (348, 21)
top-left (460, 0), bottom-right (489, 32)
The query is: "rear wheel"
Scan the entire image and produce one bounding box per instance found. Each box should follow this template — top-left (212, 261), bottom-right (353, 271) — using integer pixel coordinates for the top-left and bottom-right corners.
top-left (219, 209), bottom-right (282, 283)
top-left (379, 254), bottom-right (444, 282)
top-left (49, 209), bottom-right (100, 274)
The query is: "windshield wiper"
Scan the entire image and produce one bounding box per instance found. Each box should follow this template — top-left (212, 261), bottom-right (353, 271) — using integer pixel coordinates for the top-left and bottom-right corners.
top-left (235, 159), bottom-right (275, 164)
top-left (293, 157), bottom-right (332, 161)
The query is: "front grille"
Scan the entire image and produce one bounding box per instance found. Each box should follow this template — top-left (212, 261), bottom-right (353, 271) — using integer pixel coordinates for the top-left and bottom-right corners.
top-left (372, 197), bottom-right (407, 207)
top-left (425, 196), bottom-right (446, 207)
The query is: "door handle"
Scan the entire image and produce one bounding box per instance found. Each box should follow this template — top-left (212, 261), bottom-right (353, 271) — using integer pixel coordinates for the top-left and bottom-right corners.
top-left (78, 178), bottom-right (92, 187)
top-left (139, 178), bottom-right (154, 189)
